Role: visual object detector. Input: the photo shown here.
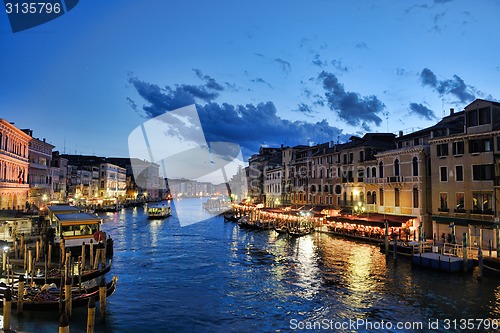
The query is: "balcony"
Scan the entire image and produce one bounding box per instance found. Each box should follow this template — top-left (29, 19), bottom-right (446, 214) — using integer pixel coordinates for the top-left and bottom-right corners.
top-left (387, 176), bottom-right (402, 183)
top-left (471, 208), bottom-right (494, 215)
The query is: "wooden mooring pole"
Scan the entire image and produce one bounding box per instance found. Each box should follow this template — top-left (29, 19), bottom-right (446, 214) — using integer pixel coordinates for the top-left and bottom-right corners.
top-left (87, 297), bottom-right (96, 333)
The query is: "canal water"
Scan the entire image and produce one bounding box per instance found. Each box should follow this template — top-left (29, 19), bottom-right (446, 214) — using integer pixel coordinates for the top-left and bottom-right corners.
top-left (8, 198), bottom-right (500, 332)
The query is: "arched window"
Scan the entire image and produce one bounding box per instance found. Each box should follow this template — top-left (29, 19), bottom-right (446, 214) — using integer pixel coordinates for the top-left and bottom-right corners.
top-left (372, 167), bottom-right (376, 178)
top-left (310, 184), bottom-right (316, 193)
top-left (324, 185), bottom-right (329, 193)
top-left (372, 191), bottom-right (377, 205)
top-left (394, 159), bottom-right (400, 176)
top-left (366, 167), bottom-right (371, 178)
top-left (412, 157), bottom-right (418, 176)
top-left (379, 162), bottom-right (384, 178)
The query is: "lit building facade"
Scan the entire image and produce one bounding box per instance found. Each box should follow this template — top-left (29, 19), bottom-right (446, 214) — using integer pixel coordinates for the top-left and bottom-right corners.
top-left (0, 119), bottom-right (30, 210)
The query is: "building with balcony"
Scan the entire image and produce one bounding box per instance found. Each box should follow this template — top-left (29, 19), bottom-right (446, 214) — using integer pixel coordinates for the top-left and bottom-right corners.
top-left (0, 119), bottom-right (30, 210)
top-left (22, 130), bottom-right (55, 208)
top-left (430, 99), bottom-right (500, 248)
top-left (264, 165), bottom-right (282, 208)
top-left (247, 147), bottom-right (282, 203)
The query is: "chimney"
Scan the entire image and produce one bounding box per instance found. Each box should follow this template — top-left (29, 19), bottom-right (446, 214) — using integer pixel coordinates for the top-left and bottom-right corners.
top-left (399, 130), bottom-right (403, 137)
top-left (43, 138), bottom-right (46, 142)
top-left (450, 108), bottom-right (454, 115)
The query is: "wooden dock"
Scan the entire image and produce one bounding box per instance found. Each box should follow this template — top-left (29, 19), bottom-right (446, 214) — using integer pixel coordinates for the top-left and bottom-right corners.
top-left (412, 252), bottom-right (474, 272)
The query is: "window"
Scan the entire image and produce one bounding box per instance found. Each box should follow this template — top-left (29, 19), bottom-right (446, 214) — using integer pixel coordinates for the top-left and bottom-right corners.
top-left (343, 154), bottom-right (347, 164)
top-left (472, 164), bottom-right (494, 181)
top-left (437, 143), bottom-right (449, 157)
top-left (379, 162), bottom-right (384, 178)
top-left (395, 189), bottom-right (400, 207)
top-left (440, 192), bottom-right (448, 211)
top-left (372, 191), bottom-right (376, 205)
top-left (440, 166), bottom-right (448, 181)
top-left (452, 141), bottom-right (464, 155)
top-left (414, 138), bottom-right (420, 146)
top-left (372, 167), bottom-right (376, 178)
top-left (455, 193), bottom-right (465, 212)
top-left (472, 192), bottom-right (493, 214)
top-left (359, 151), bottom-right (364, 162)
top-left (349, 152), bottom-right (353, 164)
top-left (379, 189), bottom-right (384, 206)
top-left (366, 167), bottom-right (371, 178)
top-left (358, 168), bottom-right (364, 182)
top-left (413, 188), bottom-right (419, 208)
top-left (479, 107), bottom-right (491, 125)
top-left (412, 157), bottom-right (418, 176)
top-left (367, 191), bottom-right (373, 204)
top-left (467, 109), bottom-right (478, 127)
top-left (469, 138), bottom-right (493, 153)
top-left (455, 165), bottom-right (463, 182)
top-left (394, 159), bottom-right (400, 176)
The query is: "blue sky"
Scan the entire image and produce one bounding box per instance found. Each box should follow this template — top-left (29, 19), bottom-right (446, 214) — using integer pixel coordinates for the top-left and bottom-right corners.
top-left (1, 0), bottom-right (500, 160)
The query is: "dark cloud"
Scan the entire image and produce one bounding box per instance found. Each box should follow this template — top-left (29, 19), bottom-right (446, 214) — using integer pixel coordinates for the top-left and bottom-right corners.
top-left (274, 58), bottom-right (291, 73)
top-left (193, 69), bottom-right (224, 91)
top-left (318, 71), bottom-right (384, 129)
top-left (293, 103), bottom-right (316, 117)
top-left (127, 76), bottom-right (344, 155)
top-left (409, 103), bottom-right (438, 121)
top-left (251, 78), bottom-right (273, 89)
top-left (419, 68), bottom-right (475, 103)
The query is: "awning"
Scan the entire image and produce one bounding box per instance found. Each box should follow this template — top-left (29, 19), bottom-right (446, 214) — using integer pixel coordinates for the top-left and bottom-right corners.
top-left (326, 213), bottom-right (414, 228)
top-left (432, 215), bottom-right (496, 228)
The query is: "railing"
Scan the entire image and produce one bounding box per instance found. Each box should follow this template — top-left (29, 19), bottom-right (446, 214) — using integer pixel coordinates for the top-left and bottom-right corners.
top-left (387, 176), bottom-right (402, 183)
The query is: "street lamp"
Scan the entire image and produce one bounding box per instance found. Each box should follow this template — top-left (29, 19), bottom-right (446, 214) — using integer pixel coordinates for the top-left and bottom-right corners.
top-left (354, 201), bottom-right (365, 215)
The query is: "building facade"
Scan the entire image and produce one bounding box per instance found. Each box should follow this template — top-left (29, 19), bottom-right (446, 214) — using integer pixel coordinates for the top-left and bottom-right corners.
top-left (0, 119), bottom-right (30, 210)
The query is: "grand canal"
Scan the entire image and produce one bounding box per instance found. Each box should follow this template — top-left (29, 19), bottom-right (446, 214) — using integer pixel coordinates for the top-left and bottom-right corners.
top-left (9, 198), bottom-right (500, 332)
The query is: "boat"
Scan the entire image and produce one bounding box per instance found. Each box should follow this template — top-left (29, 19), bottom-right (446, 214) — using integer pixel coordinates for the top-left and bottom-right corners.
top-left (19, 259), bottom-right (113, 286)
top-left (0, 276), bottom-right (118, 311)
top-left (287, 227), bottom-right (314, 237)
top-left (223, 212), bottom-right (238, 222)
top-left (274, 225), bottom-right (288, 235)
top-left (147, 202), bottom-right (171, 218)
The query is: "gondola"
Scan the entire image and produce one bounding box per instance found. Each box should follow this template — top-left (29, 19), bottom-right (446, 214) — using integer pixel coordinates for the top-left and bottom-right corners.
top-left (16, 259), bottom-right (113, 286)
top-left (223, 213), bottom-right (238, 222)
top-left (287, 227), bottom-right (314, 238)
top-left (0, 276), bottom-right (118, 311)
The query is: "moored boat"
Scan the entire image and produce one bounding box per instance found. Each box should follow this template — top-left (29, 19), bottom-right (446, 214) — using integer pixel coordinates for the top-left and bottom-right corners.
top-left (0, 276), bottom-right (118, 311)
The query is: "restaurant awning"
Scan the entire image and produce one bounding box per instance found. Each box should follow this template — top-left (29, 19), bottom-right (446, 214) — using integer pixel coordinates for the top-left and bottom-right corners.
top-left (326, 213), bottom-right (414, 228)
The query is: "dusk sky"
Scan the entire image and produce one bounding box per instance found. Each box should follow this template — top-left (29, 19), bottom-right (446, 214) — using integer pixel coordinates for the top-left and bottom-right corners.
top-left (1, 0), bottom-right (500, 160)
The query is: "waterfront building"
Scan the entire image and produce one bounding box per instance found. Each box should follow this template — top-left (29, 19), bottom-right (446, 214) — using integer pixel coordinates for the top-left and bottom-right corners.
top-left (430, 99), bottom-right (500, 248)
top-left (263, 165), bottom-right (282, 208)
top-left (99, 162), bottom-right (127, 199)
top-left (22, 130), bottom-right (55, 208)
top-left (107, 157), bottom-right (162, 200)
top-left (288, 144), bottom-right (325, 206)
top-left (0, 119), bottom-right (30, 210)
top-left (247, 147), bottom-right (282, 204)
top-left (374, 131), bottom-right (431, 233)
top-left (50, 151), bottom-right (68, 202)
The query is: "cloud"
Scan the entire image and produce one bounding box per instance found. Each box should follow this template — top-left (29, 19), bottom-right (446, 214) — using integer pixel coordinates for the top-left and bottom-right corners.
top-left (419, 68), bottom-right (475, 103)
top-left (312, 54), bottom-right (327, 67)
top-left (274, 58), bottom-right (291, 73)
top-left (331, 59), bottom-right (349, 73)
top-left (193, 69), bottom-right (224, 91)
top-left (409, 103), bottom-right (438, 121)
top-left (318, 71), bottom-right (385, 129)
top-left (355, 42), bottom-right (368, 49)
top-left (251, 77), bottom-right (273, 89)
top-left (293, 103), bottom-right (316, 117)
top-left (127, 76), bottom-right (345, 155)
